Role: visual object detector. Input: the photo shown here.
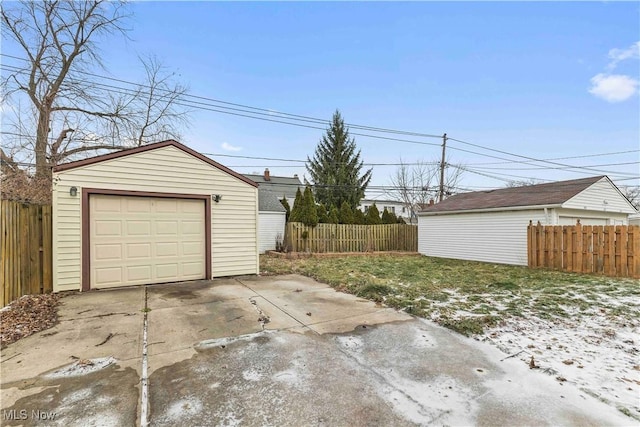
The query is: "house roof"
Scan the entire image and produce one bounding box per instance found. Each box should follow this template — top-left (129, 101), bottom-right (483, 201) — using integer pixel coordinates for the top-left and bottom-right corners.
top-left (53, 139), bottom-right (258, 188)
top-left (243, 173), bottom-right (303, 200)
top-left (258, 189), bottom-right (287, 213)
top-left (420, 176), bottom-right (606, 214)
top-left (360, 198), bottom-right (406, 205)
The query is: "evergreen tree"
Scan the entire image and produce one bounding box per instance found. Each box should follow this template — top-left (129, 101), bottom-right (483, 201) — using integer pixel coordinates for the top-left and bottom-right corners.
top-left (354, 208), bottom-right (366, 225)
top-left (289, 188), bottom-right (304, 222)
top-left (328, 205), bottom-right (339, 224)
top-left (307, 110), bottom-right (372, 210)
top-left (366, 203), bottom-right (381, 225)
top-left (339, 201), bottom-right (354, 224)
top-left (280, 196), bottom-right (291, 222)
top-left (381, 208), bottom-right (397, 224)
top-left (317, 203), bottom-right (329, 223)
top-left (299, 186), bottom-right (318, 227)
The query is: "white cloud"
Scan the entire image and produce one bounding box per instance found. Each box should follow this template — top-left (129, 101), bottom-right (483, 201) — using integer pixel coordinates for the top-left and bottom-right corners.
top-left (221, 142), bottom-right (242, 152)
top-left (607, 41), bottom-right (640, 71)
top-left (588, 73), bottom-right (639, 103)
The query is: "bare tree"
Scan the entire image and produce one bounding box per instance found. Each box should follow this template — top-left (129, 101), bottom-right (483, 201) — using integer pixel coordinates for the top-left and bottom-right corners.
top-left (1, 0), bottom-right (190, 185)
top-left (386, 159), bottom-right (463, 222)
top-left (124, 55), bottom-right (190, 146)
top-left (621, 185), bottom-right (640, 210)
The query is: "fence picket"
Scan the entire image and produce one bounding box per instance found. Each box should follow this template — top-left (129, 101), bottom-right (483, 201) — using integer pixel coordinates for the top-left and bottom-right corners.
top-left (284, 222), bottom-right (417, 253)
top-left (527, 223), bottom-right (639, 279)
top-left (1, 201), bottom-right (53, 307)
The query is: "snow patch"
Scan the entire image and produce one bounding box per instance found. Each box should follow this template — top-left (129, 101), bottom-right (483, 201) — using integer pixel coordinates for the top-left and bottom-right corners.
top-left (195, 331), bottom-right (273, 350)
top-left (46, 357), bottom-right (116, 378)
top-left (162, 397), bottom-right (203, 422)
top-left (242, 369), bottom-right (262, 381)
top-left (335, 335), bottom-right (364, 352)
top-left (482, 314), bottom-right (640, 419)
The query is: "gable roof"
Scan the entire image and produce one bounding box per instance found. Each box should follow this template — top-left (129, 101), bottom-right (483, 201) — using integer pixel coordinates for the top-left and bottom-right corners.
top-left (420, 176), bottom-right (607, 214)
top-left (258, 189), bottom-right (287, 213)
top-left (53, 140), bottom-right (258, 188)
top-left (243, 173), bottom-right (303, 200)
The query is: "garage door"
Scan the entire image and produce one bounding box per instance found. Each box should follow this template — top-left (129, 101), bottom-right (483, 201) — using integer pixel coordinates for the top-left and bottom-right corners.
top-left (558, 216), bottom-right (608, 226)
top-left (90, 195), bottom-right (206, 288)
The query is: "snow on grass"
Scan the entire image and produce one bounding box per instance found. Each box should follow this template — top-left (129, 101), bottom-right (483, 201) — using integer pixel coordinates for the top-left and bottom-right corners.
top-left (481, 306), bottom-right (640, 420)
top-left (260, 254), bottom-right (640, 419)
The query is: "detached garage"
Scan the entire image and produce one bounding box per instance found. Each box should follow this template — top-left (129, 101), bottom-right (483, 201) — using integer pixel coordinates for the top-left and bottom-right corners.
top-left (52, 140), bottom-right (259, 292)
top-left (418, 176), bottom-right (637, 266)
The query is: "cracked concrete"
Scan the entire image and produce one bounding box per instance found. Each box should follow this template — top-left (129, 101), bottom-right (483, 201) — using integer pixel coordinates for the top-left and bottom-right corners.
top-left (1, 274), bottom-right (634, 426)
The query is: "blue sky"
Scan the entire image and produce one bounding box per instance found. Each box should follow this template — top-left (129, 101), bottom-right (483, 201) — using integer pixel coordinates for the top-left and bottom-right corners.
top-left (4, 1), bottom-right (640, 197)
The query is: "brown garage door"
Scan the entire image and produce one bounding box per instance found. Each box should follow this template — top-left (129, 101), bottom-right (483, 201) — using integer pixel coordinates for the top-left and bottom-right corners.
top-left (90, 194), bottom-right (206, 288)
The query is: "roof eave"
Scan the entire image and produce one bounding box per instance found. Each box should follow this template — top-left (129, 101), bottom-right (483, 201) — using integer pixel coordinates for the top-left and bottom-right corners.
top-left (418, 203), bottom-right (563, 216)
top-left (53, 140), bottom-right (258, 188)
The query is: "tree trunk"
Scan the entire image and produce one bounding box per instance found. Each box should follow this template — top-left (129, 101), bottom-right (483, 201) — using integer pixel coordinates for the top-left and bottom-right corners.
top-left (35, 105), bottom-right (51, 180)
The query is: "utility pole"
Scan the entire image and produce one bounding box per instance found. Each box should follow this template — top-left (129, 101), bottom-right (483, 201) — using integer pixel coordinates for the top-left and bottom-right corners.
top-left (438, 133), bottom-right (447, 202)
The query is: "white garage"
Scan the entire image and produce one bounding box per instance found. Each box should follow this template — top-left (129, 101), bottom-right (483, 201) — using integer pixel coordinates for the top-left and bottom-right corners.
top-left (418, 176), bottom-right (637, 266)
top-left (52, 140), bottom-right (259, 292)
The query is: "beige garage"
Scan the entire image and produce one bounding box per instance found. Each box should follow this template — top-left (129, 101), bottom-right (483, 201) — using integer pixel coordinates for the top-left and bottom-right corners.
top-left (52, 140), bottom-right (259, 292)
top-left (90, 195), bottom-right (206, 288)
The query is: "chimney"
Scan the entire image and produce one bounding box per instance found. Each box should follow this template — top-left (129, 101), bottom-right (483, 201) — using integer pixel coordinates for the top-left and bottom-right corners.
top-left (428, 199), bottom-right (434, 206)
top-left (264, 168), bottom-right (270, 181)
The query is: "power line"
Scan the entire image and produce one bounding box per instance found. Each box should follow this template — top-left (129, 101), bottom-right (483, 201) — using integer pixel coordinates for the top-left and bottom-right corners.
top-left (465, 149), bottom-right (640, 166)
top-left (447, 137), bottom-right (638, 177)
top-left (2, 56), bottom-right (638, 179)
top-left (1, 54), bottom-right (442, 139)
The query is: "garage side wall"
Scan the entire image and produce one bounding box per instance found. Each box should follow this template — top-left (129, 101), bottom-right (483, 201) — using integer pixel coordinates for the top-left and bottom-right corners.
top-left (563, 178), bottom-right (636, 214)
top-left (418, 209), bottom-right (547, 266)
top-left (53, 145), bottom-right (258, 292)
top-left (258, 212), bottom-right (286, 254)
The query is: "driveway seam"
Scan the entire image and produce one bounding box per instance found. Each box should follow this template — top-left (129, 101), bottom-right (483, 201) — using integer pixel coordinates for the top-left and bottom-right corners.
top-left (140, 287), bottom-right (150, 427)
top-left (235, 278), bottom-right (310, 332)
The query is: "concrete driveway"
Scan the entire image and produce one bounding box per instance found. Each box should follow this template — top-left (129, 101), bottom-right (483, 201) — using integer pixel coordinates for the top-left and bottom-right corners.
top-left (1, 275), bottom-right (632, 426)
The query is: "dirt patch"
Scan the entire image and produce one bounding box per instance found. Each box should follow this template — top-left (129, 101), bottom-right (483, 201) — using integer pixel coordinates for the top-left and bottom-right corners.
top-left (1, 294), bottom-right (60, 348)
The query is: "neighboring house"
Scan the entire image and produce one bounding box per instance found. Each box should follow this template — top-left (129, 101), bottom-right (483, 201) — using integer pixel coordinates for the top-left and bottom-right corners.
top-left (52, 140), bottom-right (259, 292)
top-left (243, 169), bottom-right (303, 207)
top-left (630, 214), bottom-right (640, 226)
top-left (257, 189), bottom-right (287, 254)
top-left (358, 198), bottom-right (411, 222)
top-left (242, 170), bottom-right (303, 254)
top-left (418, 176), bottom-right (637, 266)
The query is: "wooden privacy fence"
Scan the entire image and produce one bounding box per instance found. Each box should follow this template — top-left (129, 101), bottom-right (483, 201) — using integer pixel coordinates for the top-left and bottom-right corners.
top-left (284, 222), bottom-right (418, 253)
top-left (527, 221), bottom-right (640, 278)
top-left (1, 200), bottom-right (53, 307)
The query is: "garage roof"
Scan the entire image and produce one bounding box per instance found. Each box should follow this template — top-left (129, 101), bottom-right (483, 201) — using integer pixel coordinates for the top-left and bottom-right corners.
top-left (53, 139), bottom-right (258, 188)
top-left (258, 189), bottom-right (287, 212)
top-left (421, 176), bottom-right (606, 213)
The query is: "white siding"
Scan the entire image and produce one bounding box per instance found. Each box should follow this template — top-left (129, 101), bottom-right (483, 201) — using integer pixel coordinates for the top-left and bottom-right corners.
top-left (563, 178), bottom-right (636, 214)
top-left (53, 145), bottom-right (258, 292)
top-left (258, 212), bottom-right (286, 254)
top-left (418, 209), bottom-right (547, 266)
top-left (554, 208), bottom-right (629, 226)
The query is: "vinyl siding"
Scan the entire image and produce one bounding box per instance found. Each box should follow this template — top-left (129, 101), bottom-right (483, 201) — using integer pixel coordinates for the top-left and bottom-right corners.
top-left (554, 208), bottom-right (629, 226)
top-left (562, 178), bottom-right (636, 214)
top-left (53, 145), bottom-right (258, 292)
top-left (418, 209), bottom-right (547, 266)
top-left (258, 212), bottom-right (286, 254)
